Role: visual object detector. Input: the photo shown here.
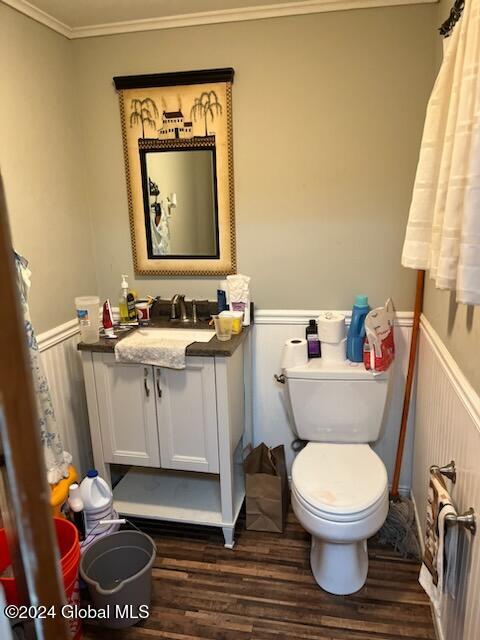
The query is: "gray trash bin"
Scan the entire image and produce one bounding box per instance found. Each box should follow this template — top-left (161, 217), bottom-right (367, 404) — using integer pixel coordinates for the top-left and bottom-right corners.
top-left (80, 530), bottom-right (156, 629)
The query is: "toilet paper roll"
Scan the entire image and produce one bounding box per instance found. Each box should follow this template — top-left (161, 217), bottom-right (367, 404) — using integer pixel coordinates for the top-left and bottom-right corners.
top-left (281, 338), bottom-right (308, 370)
top-left (317, 312), bottom-right (346, 343)
top-left (321, 337), bottom-right (347, 363)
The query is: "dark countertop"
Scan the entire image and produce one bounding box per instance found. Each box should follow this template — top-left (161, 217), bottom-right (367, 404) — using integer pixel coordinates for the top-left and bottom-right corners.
top-left (77, 319), bottom-right (252, 357)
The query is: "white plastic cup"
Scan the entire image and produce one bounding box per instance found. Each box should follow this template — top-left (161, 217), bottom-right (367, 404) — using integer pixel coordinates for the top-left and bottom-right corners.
top-left (212, 314), bottom-right (233, 342)
top-left (219, 310), bottom-right (243, 335)
top-left (75, 296), bottom-right (100, 344)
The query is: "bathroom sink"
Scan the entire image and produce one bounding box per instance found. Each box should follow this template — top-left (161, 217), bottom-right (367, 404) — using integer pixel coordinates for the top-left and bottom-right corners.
top-left (135, 327), bottom-right (215, 343)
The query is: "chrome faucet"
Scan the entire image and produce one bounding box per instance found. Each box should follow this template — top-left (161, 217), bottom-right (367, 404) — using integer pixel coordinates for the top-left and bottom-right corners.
top-left (170, 294), bottom-right (188, 322)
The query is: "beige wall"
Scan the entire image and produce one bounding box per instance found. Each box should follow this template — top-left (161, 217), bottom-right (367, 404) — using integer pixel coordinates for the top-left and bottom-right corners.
top-left (72, 4), bottom-right (437, 310)
top-left (0, 4), bottom-right (97, 334)
top-left (421, 0), bottom-right (480, 396)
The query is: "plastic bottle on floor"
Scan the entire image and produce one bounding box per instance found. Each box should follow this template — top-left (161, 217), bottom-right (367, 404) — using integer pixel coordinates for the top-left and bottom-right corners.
top-left (80, 470), bottom-right (113, 534)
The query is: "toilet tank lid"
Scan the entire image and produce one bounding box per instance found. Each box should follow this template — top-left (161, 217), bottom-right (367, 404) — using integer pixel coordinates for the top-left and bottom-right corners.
top-left (285, 359), bottom-right (387, 381)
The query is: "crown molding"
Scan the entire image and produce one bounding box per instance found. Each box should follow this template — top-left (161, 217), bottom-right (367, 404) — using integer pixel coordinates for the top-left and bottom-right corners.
top-left (2, 0), bottom-right (71, 37)
top-left (2, 0), bottom-right (437, 40)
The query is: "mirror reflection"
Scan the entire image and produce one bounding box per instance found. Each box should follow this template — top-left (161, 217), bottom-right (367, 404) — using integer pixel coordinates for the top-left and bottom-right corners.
top-left (141, 148), bottom-right (219, 258)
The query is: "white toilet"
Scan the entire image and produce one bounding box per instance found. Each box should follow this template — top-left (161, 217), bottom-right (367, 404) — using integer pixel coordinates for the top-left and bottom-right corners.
top-left (285, 357), bottom-right (389, 595)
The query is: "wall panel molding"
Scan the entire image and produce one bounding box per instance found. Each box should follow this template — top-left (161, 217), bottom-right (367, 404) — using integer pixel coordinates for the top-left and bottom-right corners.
top-left (36, 308), bottom-right (414, 488)
top-left (420, 314), bottom-right (480, 429)
top-left (255, 309), bottom-right (413, 326)
top-left (2, 0), bottom-right (437, 39)
top-left (36, 320), bottom-right (93, 476)
top-left (37, 318), bottom-right (79, 352)
top-left (412, 316), bottom-right (480, 640)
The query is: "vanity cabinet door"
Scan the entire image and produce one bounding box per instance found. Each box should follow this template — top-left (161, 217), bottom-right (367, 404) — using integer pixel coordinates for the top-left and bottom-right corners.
top-left (93, 353), bottom-right (160, 467)
top-left (155, 358), bottom-right (219, 473)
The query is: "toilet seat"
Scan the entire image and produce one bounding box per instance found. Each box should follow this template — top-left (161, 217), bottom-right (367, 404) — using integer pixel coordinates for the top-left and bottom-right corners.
top-left (291, 443), bottom-right (388, 522)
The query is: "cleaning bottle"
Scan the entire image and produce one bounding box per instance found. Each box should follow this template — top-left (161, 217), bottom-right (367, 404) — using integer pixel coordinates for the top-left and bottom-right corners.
top-left (347, 295), bottom-right (370, 362)
top-left (306, 319), bottom-right (321, 359)
top-left (80, 470), bottom-right (112, 510)
top-left (80, 469), bottom-right (113, 534)
top-left (67, 483), bottom-right (86, 540)
top-left (119, 274), bottom-right (136, 323)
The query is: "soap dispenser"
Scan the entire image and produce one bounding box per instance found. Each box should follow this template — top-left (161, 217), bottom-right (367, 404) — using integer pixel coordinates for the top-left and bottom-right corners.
top-left (119, 274), bottom-right (136, 323)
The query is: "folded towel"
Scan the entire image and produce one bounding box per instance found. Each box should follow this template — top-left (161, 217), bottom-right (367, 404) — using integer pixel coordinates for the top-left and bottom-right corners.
top-left (114, 332), bottom-right (193, 369)
top-left (419, 471), bottom-right (456, 615)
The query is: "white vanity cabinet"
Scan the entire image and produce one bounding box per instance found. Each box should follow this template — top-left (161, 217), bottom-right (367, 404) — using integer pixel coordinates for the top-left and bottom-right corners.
top-left (80, 331), bottom-right (253, 548)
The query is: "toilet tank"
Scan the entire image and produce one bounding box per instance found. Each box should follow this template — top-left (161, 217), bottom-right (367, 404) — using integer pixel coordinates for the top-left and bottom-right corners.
top-left (284, 359), bottom-right (389, 443)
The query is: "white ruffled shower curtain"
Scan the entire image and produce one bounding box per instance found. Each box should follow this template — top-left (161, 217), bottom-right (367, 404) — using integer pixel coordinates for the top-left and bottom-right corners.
top-left (15, 253), bottom-right (72, 484)
top-left (402, 0), bottom-right (480, 305)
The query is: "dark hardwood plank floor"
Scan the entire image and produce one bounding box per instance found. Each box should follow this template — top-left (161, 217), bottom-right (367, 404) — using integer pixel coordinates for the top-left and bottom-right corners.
top-left (84, 510), bottom-right (435, 640)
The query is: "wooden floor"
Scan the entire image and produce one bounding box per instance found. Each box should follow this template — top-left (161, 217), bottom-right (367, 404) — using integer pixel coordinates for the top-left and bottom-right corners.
top-left (84, 510), bottom-right (435, 640)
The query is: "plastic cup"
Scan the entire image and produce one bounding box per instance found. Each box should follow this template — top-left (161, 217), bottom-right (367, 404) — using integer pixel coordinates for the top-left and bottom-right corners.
top-left (212, 314), bottom-right (233, 341)
top-left (135, 301), bottom-right (151, 326)
top-left (75, 296), bottom-right (100, 344)
top-left (219, 310), bottom-right (243, 334)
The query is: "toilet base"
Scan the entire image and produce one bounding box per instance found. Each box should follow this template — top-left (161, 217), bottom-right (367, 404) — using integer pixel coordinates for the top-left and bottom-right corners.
top-left (310, 535), bottom-right (368, 595)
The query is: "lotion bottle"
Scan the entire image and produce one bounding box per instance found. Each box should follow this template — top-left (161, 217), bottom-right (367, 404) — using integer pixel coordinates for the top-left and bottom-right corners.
top-left (306, 319), bottom-right (321, 359)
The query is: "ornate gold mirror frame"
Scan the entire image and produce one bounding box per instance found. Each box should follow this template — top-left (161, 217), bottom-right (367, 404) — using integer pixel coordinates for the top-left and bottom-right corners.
top-left (114, 68), bottom-right (236, 276)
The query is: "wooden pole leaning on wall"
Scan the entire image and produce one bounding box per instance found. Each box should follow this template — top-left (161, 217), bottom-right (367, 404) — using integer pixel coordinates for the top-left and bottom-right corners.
top-left (391, 269), bottom-right (425, 499)
top-left (0, 173), bottom-right (70, 639)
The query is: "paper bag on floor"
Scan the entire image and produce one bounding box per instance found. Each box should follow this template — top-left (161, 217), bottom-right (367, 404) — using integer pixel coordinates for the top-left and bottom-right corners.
top-left (244, 443), bottom-right (289, 533)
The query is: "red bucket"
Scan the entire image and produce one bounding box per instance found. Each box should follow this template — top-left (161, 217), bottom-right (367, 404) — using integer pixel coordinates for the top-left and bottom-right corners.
top-left (0, 518), bottom-right (80, 604)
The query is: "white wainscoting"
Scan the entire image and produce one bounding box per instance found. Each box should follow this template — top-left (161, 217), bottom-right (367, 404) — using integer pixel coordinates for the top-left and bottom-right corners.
top-left (412, 316), bottom-right (480, 640)
top-left (37, 309), bottom-right (414, 493)
top-left (37, 320), bottom-right (93, 477)
top-left (253, 310), bottom-right (414, 491)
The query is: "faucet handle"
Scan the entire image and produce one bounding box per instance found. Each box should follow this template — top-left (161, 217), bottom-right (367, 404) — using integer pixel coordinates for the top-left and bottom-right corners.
top-left (192, 299), bottom-right (198, 324)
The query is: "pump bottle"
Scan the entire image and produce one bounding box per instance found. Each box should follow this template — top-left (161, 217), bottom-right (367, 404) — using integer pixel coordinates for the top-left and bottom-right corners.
top-left (119, 274), bottom-right (136, 323)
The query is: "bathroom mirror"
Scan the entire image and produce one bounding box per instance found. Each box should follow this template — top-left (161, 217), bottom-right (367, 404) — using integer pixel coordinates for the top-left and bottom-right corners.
top-left (114, 68), bottom-right (236, 276)
top-left (140, 143), bottom-right (218, 258)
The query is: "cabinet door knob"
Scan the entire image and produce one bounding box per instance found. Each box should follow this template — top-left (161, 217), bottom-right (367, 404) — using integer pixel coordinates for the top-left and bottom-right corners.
top-left (156, 378), bottom-right (162, 398)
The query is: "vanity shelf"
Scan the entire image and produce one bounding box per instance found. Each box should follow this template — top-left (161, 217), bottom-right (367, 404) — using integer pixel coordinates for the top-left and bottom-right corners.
top-left (113, 462), bottom-right (245, 532)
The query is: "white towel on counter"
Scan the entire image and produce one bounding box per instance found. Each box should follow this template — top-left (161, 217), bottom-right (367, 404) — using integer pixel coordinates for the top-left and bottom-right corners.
top-left (114, 332), bottom-right (193, 369)
top-left (419, 471), bottom-right (457, 616)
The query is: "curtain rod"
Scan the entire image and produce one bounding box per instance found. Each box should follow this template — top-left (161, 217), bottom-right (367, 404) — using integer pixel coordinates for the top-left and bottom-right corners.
top-left (439, 0), bottom-right (465, 37)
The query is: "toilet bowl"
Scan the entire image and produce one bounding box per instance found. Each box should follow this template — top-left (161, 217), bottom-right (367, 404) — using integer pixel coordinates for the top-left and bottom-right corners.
top-left (282, 352), bottom-right (391, 594)
top-left (291, 442), bottom-right (389, 595)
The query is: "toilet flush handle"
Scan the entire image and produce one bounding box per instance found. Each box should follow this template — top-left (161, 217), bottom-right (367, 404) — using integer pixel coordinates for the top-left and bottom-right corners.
top-left (274, 373), bottom-right (286, 384)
